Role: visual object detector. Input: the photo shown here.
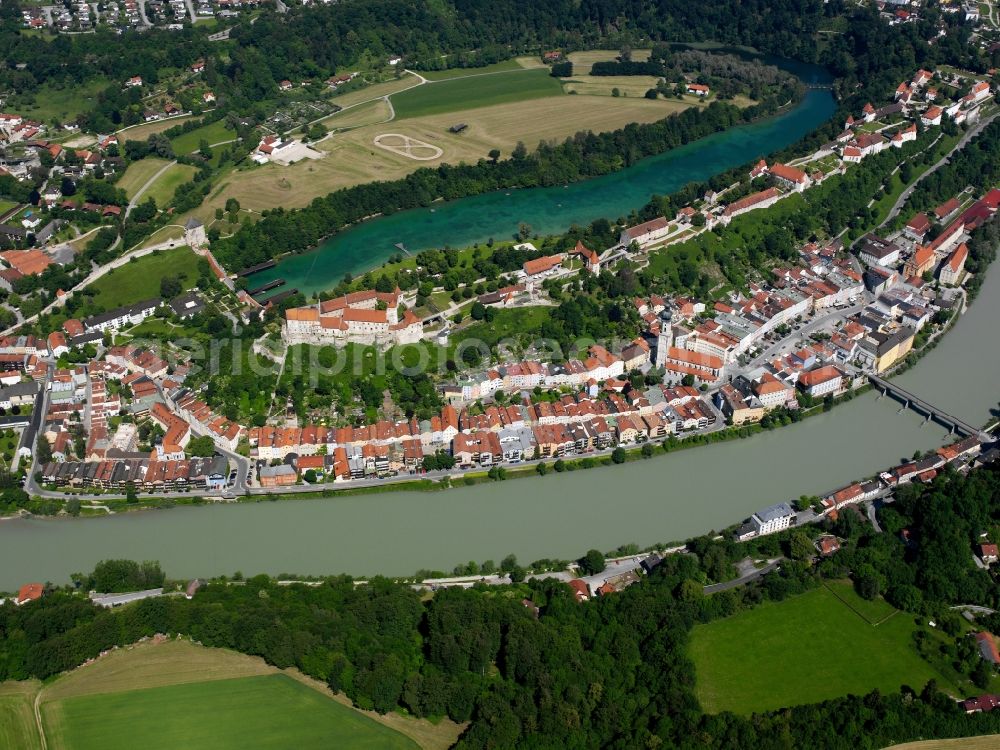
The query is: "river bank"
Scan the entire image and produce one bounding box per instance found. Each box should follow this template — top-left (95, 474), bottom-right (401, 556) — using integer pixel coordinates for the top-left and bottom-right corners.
top-left (246, 58), bottom-right (835, 296)
top-left (1, 239), bottom-right (997, 590)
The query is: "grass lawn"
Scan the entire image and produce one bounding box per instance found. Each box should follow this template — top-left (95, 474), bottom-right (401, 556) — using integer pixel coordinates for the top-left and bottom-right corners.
top-left (117, 157), bottom-right (173, 199)
top-left (170, 121), bottom-right (237, 154)
top-left (689, 583), bottom-right (960, 715)
top-left (391, 69), bottom-right (564, 119)
top-left (43, 674), bottom-right (418, 750)
top-left (0, 683), bottom-right (41, 750)
top-left (86, 247), bottom-right (200, 309)
top-left (143, 163), bottom-right (199, 207)
top-left (0, 199), bottom-right (20, 218)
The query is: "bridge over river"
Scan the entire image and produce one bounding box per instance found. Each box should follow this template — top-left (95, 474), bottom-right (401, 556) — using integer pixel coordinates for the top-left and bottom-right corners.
top-left (870, 374), bottom-right (989, 441)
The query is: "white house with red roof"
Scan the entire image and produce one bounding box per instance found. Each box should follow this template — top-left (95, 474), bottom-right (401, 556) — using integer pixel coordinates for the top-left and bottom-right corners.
top-left (619, 217), bottom-right (670, 249)
top-left (768, 163), bottom-right (811, 192)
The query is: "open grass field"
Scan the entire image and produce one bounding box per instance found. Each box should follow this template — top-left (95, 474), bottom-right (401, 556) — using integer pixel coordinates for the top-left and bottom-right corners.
top-left (689, 583), bottom-right (959, 715)
top-left (118, 157), bottom-right (173, 199)
top-left (9, 638), bottom-right (461, 750)
top-left (0, 681), bottom-right (42, 750)
top-left (10, 77), bottom-right (110, 123)
top-left (118, 115), bottom-right (195, 143)
top-left (170, 121), bottom-right (237, 154)
top-left (563, 74), bottom-right (671, 98)
top-left (87, 246), bottom-right (200, 309)
top-left (192, 94), bottom-right (685, 219)
top-left (43, 674), bottom-right (419, 750)
top-left (391, 68), bottom-right (564, 119)
top-left (566, 49), bottom-right (653, 73)
top-left (143, 163), bottom-right (199, 207)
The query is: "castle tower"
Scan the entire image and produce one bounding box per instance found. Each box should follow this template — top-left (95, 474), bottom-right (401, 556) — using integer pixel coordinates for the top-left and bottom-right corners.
top-left (655, 310), bottom-right (673, 369)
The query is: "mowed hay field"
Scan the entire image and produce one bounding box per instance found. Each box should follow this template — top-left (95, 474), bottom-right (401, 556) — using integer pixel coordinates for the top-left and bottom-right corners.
top-left (566, 49), bottom-right (653, 73)
top-left (43, 674), bottom-right (419, 750)
top-left (206, 95), bottom-right (687, 214)
top-left (391, 68), bottom-right (563, 119)
top-left (118, 157), bottom-right (174, 199)
top-left (25, 639), bottom-right (461, 750)
top-left (143, 163), bottom-right (198, 206)
top-left (322, 98), bottom-right (393, 131)
top-left (689, 583), bottom-right (958, 715)
top-left (0, 681), bottom-right (42, 750)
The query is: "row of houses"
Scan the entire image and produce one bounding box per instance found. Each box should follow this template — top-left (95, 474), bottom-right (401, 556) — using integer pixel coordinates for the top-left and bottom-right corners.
top-left (39, 455), bottom-right (229, 491)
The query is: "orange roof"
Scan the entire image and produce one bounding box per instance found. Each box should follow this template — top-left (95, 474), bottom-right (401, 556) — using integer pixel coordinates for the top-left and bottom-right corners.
top-left (665, 346), bottom-right (722, 369)
top-left (1, 249), bottom-right (52, 276)
top-left (522, 254), bottom-right (563, 276)
top-left (799, 365), bottom-right (842, 387)
top-left (343, 307), bottom-right (388, 324)
top-left (945, 243), bottom-right (968, 272)
top-left (911, 244), bottom-right (934, 268)
top-left (285, 307), bottom-right (319, 322)
top-left (769, 163), bottom-right (808, 184)
top-left (17, 583), bottom-right (44, 604)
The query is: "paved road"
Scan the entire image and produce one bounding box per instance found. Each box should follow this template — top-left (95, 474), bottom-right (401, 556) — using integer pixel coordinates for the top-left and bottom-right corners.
top-left (881, 109), bottom-right (1000, 226)
top-left (739, 302), bottom-right (866, 372)
top-left (704, 559), bottom-right (781, 594)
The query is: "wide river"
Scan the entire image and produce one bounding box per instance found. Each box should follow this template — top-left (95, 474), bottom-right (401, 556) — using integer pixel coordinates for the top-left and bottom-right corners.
top-left (1, 259), bottom-right (998, 589)
top-left (249, 57), bottom-right (837, 296)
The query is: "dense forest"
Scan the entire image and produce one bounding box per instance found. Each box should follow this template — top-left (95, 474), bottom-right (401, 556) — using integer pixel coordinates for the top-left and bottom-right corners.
top-left (2, 465), bottom-right (1000, 748)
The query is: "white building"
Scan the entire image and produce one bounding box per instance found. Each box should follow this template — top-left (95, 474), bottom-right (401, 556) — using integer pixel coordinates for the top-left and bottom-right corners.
top-left (751, 502), bottom-right (795, 535)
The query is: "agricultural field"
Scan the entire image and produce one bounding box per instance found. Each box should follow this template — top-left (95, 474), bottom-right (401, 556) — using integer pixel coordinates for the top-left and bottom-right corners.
top-left (118, 157), bottom-right (174, 199)
top-left (118, 115), bottom-right (195, 143)
top-left (322, 99), bottom-right (392, 131)
top-left (0, 681), bottom-right (41, 750)
top-left (190, 95), bottom-right (685, 219)
top-left (390, 69), bottom-right (564, 119)
top-left (327, 74), bottom-right (424, 109)
top-left (689, 583), bottom-right (963, 715)
top-left (44, 674), bottom-right (419, 750)
top-left (565, 49), bottom-right (653, 73)
top-left (85, 246), bottom-right (200, 309)
top-left (169, 121), bottom-right (237, 154)
top-left (10, 638), bottom-right (459, 750)
top-left (562, 74), bottom-right (671, 98)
